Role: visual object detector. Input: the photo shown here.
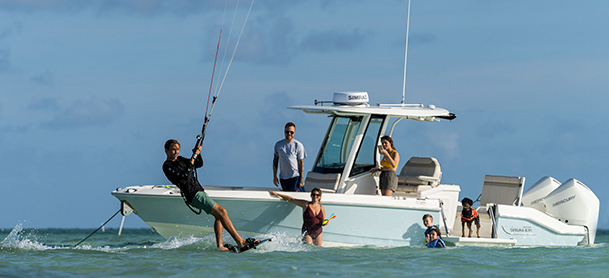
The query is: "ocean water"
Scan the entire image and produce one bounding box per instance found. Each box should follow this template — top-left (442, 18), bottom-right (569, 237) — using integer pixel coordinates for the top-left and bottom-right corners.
top-left (1, 224), bottom-right (608, 277)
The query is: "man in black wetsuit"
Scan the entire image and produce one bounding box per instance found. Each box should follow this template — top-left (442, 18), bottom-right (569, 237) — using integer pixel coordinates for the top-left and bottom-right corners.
top-left (163, 139), bottom-right (254, 251)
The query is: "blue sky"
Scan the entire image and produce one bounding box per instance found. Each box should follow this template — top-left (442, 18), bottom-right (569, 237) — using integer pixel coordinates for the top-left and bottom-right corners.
top-left (1, 0), bottom-right (608, 230)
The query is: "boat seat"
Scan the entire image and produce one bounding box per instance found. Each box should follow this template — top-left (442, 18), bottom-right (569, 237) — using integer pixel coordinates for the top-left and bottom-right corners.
top-left (396, 157), bottom-right (442, 192)
top-left (304, 172), bottom-right (341, 193)
top-left (479, 175), bottom-right (525, 206)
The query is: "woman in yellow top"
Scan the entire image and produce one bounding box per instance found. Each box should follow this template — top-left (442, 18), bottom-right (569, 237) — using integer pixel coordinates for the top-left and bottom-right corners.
top-left (371, 135), bottom-right (400, 196)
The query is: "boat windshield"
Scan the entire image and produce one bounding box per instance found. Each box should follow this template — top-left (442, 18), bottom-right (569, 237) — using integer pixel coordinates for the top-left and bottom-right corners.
top-left (314, 115), bottom-right (385, 175)
top-left (314, 116), bottom-right (362, 173)
top-left (350, 116), bottom-right (383, 176)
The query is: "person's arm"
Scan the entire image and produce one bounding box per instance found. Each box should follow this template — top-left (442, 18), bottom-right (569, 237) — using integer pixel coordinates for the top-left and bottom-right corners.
top-left (321, 205), bottom-right (326, 221)
top-left (378, 150), bottom-right (400, 171)
top-left (386, 150), bottom-right (399, 170)
top-left (273, 155), bottom-right (280, 187)
top-left (268, 191), bottom-right (307, 208)
top-left (297, 158), bottom-right (305, 187)
top-left (191, 145), bottom-right (202, 166)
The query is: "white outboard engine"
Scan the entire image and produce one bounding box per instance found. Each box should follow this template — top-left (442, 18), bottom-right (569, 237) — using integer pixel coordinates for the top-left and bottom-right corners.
top-left (543, 178), bottom-right (599, 244)
top-left (521, 176), bottom-right (561, 212)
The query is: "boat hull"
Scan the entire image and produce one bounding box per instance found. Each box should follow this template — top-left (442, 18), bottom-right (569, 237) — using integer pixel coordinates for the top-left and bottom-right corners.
top-left (495, 205), bottom-right (588, 246)
top-left (112, 185), bottom-right (446, 247)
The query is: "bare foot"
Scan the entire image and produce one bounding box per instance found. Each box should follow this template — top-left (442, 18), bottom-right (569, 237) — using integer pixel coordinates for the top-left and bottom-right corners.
top-left (218, 246), bottom-right (229, 252)
top-left (237, 238), bottom-right (259, 249)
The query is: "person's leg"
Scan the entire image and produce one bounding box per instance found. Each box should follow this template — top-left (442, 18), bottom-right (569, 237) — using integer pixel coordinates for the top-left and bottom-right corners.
top-left (214, 218), bottom-right (228, 250)
top-left (280, 177), bottom-right (298, 192)
top-left (210, 203), bottom-right (247, 248)
top-left (303, 234), bottom-right (313, 244)
top-left (313, 234), bottom-right (323, 246)
top-left (382, 189), bottom-right (393, 196)
top-left (475, 218), bottom-right (481, 238)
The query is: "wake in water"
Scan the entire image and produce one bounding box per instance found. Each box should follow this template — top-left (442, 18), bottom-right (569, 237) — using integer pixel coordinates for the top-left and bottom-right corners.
top-left (154, 231), bottom-right (313, 253)
top-left (1, 223), bottom-right (312, 254)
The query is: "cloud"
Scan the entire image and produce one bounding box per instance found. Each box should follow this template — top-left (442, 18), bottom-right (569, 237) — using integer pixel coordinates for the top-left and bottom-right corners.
top-left (216, 20), bottom-right (370, 65)
top-left (41, 98), bottom-right (125, 129)
top-left (29, 70), bottom-right (54, 85)
top-left (257, 91), bottom-right (295, 127)
top-left (219, 17), bottom-right (297, 65)
top-left (0, 0), bottom-right (253, 16)
top-left (27, 97), bottom-right (61, 111)
top-left (299, 29), bottom-right (368, 53)
top-left (0, 20), bottom-right (22, 39)
top-left (0, 49), bottom-right (10, 73)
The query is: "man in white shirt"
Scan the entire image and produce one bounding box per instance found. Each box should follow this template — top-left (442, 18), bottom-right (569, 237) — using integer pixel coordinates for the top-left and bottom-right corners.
top-left (273, 122), bottom-right (307, 192)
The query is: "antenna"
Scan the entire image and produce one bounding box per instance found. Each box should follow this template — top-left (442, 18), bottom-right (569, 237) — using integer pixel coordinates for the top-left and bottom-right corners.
top-left (401, 0), bottom-right (411, 105)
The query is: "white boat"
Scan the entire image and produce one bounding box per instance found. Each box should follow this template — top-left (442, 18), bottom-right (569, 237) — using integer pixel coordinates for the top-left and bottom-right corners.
top-left (112, 92), bottom-right (599, 247)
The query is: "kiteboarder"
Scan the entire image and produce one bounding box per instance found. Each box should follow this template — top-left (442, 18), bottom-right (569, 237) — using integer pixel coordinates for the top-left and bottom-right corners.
top-left (163, 139), bottom-right (258, 251)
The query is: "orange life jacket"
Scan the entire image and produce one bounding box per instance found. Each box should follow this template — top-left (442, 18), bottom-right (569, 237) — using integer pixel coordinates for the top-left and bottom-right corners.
top-left (461, 208), bottom-right (479, 222)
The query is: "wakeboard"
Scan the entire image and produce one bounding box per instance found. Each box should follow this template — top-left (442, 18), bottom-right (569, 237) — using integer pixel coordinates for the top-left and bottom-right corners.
top-left (224, 238), bottom-right (272, 253)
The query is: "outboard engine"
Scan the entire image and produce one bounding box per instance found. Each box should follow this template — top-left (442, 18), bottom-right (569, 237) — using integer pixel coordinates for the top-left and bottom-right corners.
top-left (521, 176), bottom-right (561, 212)
top-left (543, 178), bottom-right (599, 244)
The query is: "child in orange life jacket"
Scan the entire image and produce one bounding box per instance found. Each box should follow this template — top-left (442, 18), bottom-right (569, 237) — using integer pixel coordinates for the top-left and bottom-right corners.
top-left (461, 197), bottom-right (480, 238)
top-left (422, 214), bottom-right (437, 244)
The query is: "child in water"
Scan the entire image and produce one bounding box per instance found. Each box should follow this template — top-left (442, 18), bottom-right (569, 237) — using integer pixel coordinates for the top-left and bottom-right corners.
top-left (461, 197), bottom-right (480, 238)
top-left (427, 227), bottom-right (446, 248)
top-left (422, 214), bottom-right (436, 244)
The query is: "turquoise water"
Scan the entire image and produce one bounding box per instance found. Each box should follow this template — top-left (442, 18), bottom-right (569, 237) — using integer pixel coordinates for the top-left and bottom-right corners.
top-left (2, 224), bottom-right (608, 277)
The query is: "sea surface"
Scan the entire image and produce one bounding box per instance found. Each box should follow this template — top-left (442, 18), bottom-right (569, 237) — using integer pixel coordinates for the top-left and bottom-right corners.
top-left (1, 224), bottom-right (608, 277)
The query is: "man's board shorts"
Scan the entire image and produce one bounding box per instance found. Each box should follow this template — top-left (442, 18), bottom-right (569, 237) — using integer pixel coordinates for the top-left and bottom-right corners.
top-left (191, 191), bottom-right (216, 214)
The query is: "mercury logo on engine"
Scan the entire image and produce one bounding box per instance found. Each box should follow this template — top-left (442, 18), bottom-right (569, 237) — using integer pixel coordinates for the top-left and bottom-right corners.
top-left (552, 195), bottom-right (576, 207)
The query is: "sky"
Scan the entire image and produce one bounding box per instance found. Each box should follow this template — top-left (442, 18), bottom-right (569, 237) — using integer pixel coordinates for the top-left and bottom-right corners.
top-left (1, 0), bottom-right (608, 230)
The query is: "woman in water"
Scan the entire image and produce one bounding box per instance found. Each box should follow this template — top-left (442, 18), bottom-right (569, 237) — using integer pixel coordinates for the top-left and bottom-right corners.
top-left (269, 188), bottom-right (326, 246)
top-left (371, 135), bottom-right (400, 196)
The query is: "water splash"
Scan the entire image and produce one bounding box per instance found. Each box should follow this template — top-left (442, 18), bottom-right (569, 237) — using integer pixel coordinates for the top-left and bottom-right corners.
top-left (236, 231), bottom-right (312, 253)
top-left (152, 234), bottom-right (207, 250)
top-left (0, 223), bottom-right (50, 251)
top-left (0, 224), bottom-right (315, 254)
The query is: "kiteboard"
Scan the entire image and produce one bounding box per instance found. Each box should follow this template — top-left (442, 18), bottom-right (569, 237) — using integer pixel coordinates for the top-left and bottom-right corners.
top-left (224, 238), bottom-right (272, 253)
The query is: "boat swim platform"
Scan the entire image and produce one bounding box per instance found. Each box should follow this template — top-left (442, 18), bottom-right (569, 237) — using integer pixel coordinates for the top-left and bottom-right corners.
top-left (444, 206), bottom-right (516, 247)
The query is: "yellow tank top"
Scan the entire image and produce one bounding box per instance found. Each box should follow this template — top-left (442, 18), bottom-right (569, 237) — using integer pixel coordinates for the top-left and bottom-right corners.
top-left (380, 150), bottom-right (397, 170)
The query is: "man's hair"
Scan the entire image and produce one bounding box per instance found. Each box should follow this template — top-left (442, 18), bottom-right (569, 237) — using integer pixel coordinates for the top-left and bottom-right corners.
top-left (285, 122), bottom-right (296, 130)
top-left (164, 139), bottom-right (180, 150)
top-left (422, 214), bottom-right (433, 221)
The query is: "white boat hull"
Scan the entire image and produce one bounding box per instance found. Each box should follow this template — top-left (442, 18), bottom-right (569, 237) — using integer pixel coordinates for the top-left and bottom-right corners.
top-left (495, 205), bottom-right (589, 246)
top-left (112, 185), bottom-right (448, 247)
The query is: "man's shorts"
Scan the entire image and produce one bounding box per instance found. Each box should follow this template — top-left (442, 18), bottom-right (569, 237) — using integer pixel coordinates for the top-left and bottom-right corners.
top-left (191, 191), bottom-right (216, 215)
top-left (280, 177), bottom-right (304, 192)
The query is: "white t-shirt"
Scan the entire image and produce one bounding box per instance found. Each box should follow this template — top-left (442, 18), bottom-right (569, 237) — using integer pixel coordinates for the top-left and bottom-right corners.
top-left (274, 139), bottom-right (307, 179)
